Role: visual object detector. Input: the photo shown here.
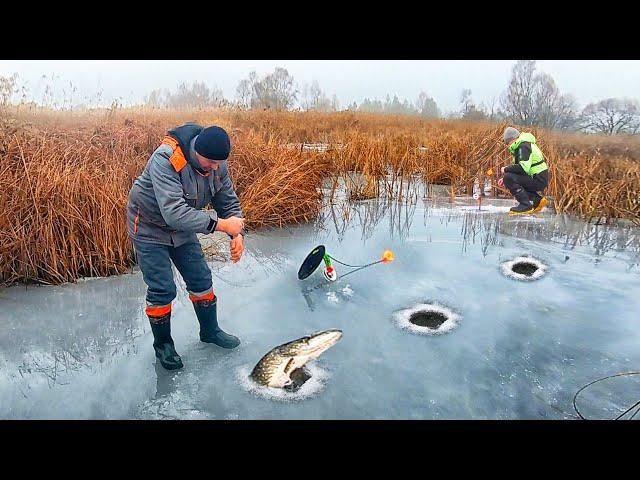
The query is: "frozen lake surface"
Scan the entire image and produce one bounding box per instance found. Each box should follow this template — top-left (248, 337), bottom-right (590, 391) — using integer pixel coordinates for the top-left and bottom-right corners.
top-left (1, 196), bottom-right (639, 419)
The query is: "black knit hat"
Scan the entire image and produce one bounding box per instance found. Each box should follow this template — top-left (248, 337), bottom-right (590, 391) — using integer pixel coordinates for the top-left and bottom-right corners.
top-left (194, 126), bottom-right (231, 161)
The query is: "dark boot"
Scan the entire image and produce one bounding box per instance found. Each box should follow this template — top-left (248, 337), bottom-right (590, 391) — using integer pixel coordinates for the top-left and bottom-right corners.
top-left (192, 299), bottom-right (240, 349)
top-left (528, 191), bottom-right (541, 205)
top-left (509, 188), bottom-right (534, 214)
top-left (149, 313), bottom-right (183, 370)
top-left (529, 192), bottom-right (548, 213)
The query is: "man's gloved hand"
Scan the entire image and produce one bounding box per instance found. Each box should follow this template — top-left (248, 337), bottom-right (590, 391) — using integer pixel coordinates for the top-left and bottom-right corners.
top-left (230, 234), bottom-right (244, 263)
top-left (498, 177), bottom-right (504, 188)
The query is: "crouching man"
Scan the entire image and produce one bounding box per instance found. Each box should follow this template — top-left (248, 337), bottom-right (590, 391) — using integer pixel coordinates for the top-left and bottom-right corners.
top-left (498, 126), bottom-right (550, 215)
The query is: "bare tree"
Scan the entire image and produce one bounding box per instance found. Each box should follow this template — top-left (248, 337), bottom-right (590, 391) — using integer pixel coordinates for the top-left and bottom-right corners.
top-left (555, 94), bottom-right (579, 130)
top-left (533, 73), bottom-right (578, 129)
top-left (459, 89), bottom-right (487, 121)
top-left (500, 60), bottom-right (537, 125)
top-left (235, 79), bottom-right (251, 109)
top-left (331, 94), bottom-right (340, 111)
top-left (415, 91), bottom-right (440, 118)
top-left (209, 85), bottom-right (226, 107)
top-left (161, 81), bottom-right (226, 110)
top-left (251, 67), bottom-right (297, 110)
top-left (239, 68), bottom-right (298, 111)
top-left (144, 89), bottom-right (165, 108)
top-left (301, 80), bottom-right (319, 110)
top-left (166, 82), bottom-right (209, 110)
top-left (460, 89), bottom-right (473, 113)
top-left (580, 98), bottom-right (640, 135)
top-left (268, 67), bottom-right (298, 110)
top-left (486, 95), bottom-right (500, 121)
top-left (0, 73), bottom-right (18, 107)
top-left (301, 80), bottom-right (333, 111)
top-left (500, 60), bottom-right (579, 129)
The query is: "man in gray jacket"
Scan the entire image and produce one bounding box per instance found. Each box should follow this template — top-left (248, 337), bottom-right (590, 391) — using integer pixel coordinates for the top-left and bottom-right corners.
top-left (127, 123), bottom-right (246, 370)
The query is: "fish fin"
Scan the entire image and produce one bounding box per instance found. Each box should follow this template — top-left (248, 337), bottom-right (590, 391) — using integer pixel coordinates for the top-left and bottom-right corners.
top-left (284, 358), bottom-right (295, 375)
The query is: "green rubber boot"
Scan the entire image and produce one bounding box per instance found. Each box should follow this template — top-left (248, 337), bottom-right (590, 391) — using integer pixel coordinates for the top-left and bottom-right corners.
top-left (192, 298), bottom-right (240, 349)
top-left (149, 313), bottom-right (184, 370)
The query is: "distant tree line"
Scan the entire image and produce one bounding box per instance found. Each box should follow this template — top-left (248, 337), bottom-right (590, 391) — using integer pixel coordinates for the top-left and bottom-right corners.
top-left (354, 92), bottom-right (440, 118)
top-left (142, 62), bottom-right (639, 135)
top-left (453, 60), bottom-right (640, 135)
top-left (144, 81), bottom-right (228, 110)
top-left (139, 68), bottom-right (440, 119)
top-left (2, 62), bottom-right (639, 135)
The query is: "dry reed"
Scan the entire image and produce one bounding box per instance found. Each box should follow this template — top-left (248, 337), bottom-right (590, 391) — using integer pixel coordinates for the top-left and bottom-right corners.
top-left (1, 108), bottom-right (638, 285)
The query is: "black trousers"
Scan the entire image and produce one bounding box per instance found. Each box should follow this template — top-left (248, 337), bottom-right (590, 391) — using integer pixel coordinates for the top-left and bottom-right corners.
top-left (503, 170), bottom-right (549, 197)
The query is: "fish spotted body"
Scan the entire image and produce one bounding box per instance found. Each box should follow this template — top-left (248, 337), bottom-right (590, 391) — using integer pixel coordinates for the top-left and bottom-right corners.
top-left (250, 329), bottom-right (343, 389)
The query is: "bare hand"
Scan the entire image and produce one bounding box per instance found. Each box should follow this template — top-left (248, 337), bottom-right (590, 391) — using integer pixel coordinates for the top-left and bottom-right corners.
top-left (217, 216), bottom-right (245, 237)
top-left (230, 235), bottom-right (244, 263)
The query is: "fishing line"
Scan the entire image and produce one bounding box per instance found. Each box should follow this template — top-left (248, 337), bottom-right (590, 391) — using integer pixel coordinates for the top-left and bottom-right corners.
top-left (614, 398), bottom-right (640, 420)
top-left (326, 255), bottom-right (378, 269)
top-left (336, 260), bottom-right (385, 279)
top-left (572, 371), bottom-right (640, 420)
top-left (298, 245), bottom-right (393, 280)
top-left (209, 268), bottom-right (254, 288)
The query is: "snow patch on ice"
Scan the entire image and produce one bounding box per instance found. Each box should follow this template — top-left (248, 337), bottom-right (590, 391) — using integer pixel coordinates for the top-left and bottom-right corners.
top-left (236, 363), bottom-right (331, 402)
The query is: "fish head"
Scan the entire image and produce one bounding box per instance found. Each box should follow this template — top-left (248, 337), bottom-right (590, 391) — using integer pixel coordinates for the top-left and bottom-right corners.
top-left (279, 329), bottom-right (343, 360)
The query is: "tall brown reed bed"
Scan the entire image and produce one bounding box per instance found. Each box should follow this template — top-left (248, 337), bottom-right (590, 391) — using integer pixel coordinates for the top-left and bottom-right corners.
top-left (229, 131), bottom-right (329, 228)
top-left (1, 108), bottom-right (638, 285)
top-left (0, 120), bottom-right (162, 284)
top-left (553, 155), bottom-right (640, 223)
top-left (0, 115), bottom-right (330, 284)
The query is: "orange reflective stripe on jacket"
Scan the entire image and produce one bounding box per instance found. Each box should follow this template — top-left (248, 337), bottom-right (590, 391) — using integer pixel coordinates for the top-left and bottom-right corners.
top-left (161, 135), bottom-right (187, 172)
top-left (145, 303), bottom-right (172, 317)
top-left (189, 291), bottom-right (215, 302)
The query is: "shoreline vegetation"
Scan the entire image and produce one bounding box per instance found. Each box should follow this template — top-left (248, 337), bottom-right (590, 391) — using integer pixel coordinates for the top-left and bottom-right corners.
top-left (1, 108), bottom-right (639, 285)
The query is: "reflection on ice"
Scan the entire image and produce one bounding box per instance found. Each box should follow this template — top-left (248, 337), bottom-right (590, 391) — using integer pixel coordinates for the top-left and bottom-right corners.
top-left (135, 369), bottom-right (211, 420)
top-left (316, 195), bottom-right (418, 242)
top-left (326, 291), bottom-right (339, 304)
top-left (1, 192), bottom-right (639, 419)
top-left (341, 284), bottom-right (354, 297)
top-left (458, 205), bottom-right (512, 214)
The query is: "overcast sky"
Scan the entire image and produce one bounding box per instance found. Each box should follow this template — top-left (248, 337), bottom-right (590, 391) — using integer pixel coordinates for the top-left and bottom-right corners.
top-left (1, 60), bottom-right (638, 113)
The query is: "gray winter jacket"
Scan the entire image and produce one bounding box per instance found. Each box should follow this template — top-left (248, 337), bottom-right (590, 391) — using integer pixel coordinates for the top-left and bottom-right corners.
top-left (127, 126), bottom-right (245, 247)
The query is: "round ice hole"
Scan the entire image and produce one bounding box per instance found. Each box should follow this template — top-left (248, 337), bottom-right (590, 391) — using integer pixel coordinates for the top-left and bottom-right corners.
top-left (409, 310), bottom-right (448, 329)
top-left (511, 261), bottom-right (539, 276)
top-left (501, 256), bottom-right (547, 281)
top-left (394, 303), bottom-right (460, 336)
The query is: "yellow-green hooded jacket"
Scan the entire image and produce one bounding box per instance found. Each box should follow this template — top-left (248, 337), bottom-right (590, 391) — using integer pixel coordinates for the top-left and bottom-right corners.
top-left (505, 132), bottom-right (548, 176)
